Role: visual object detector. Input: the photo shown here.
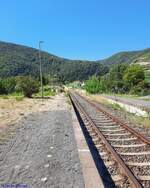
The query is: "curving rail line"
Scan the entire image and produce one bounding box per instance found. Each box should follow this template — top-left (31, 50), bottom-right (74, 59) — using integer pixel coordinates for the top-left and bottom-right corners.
top-left (69, 91), bottom-right (150, 188)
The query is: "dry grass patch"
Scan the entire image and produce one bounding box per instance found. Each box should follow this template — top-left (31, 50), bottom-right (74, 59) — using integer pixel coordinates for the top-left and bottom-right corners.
top-left (127, 114), bottom-right (150, 129)
top-left (0, 96), bottom-right (57, 133)
top-left (76, 89), bottom-right (111, 106)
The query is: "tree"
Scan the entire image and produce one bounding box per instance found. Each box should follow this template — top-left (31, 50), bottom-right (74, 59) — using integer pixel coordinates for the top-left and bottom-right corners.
top-left (109, 64), bottom-right (128, 81)
top-left (17, 76), bottom-right (39, 97)
top-left (104, 64), bottom-right (128, 93)
top-left (123, 64), bottom-right (145, 87)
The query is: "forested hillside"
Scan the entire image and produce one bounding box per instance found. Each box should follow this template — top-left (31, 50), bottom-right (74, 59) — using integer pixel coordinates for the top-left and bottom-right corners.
top-left (98, 48), bottom-right (150, 68)
top-left (0, 41), bottom-right (150, 82)
top-left (0, 41), bottom-right (108, 82)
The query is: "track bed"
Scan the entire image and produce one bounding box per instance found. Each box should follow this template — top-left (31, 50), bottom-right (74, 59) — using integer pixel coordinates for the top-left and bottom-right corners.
top-left (69, 92), bottom-right (150, 188)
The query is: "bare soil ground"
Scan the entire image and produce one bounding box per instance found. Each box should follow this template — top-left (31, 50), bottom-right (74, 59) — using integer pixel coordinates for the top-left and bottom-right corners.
top-left (0, 97), bottom-right (55, 135)
top-left (0, 94), bottom-right (84, 188)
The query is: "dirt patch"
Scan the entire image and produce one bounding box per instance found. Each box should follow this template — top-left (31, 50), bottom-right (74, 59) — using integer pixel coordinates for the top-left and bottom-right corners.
top-left (0, 96), bottom-right (58, 138)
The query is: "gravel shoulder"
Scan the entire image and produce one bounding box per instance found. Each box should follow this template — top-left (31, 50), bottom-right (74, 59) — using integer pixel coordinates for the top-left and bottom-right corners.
top-left (0, 94), bottom-right (84, 188)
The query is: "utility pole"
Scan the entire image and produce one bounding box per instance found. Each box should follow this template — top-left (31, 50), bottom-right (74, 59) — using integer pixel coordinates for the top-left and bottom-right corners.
top-left (39, 41), bottom-right (44, 98)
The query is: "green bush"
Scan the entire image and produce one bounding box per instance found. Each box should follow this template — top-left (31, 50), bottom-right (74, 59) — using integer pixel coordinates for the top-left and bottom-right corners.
top-left (130, 80), bottom-right (150, 96)
top-left (0, 77), bottom-right (17, 95)
top-left (3, 77), bottom-right (16, 94)
top-left (0, 79), bottom-right (7, 94)
top-left (17, 76), bottom-right (39, 98)
top-left (85, 76), bottom-right (102, 94)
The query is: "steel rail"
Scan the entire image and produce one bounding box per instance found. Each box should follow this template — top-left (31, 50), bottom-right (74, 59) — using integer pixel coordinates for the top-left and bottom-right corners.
top-left (76, 92), bottom-right (150, 145)
top-left (69, 92), bottom-right (143, 188)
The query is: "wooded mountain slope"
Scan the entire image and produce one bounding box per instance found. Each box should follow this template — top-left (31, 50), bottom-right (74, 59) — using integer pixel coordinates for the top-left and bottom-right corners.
top-left (0, 41), bottom-right (107, 82)
top-left (0, 41), bottom-right (150, 82)
top-left (99, 48), bottom-right (150, 69)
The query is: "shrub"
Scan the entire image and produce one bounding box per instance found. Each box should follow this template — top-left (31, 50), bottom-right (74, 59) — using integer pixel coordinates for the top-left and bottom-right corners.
top-left (85, 76), bottom-right (102, 94)
top-left (17, 76), bottom-right (39, 97)
top-left (3, 77), bottom-right (16, 94)
top-left (0, 79), bottom-right (7, 94)
top-left (130, 80), bottom-right (150, 96)
top-left (0, 77), bottom-right (17, 95)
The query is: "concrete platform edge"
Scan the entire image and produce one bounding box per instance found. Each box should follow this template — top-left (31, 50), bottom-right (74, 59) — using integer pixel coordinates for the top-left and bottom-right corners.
top-left (71, 106), bottom-right (104, 188)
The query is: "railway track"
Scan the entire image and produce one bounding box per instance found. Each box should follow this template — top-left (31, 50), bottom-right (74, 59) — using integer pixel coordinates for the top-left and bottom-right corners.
top-left (69, 91), bottom-right (150, 188)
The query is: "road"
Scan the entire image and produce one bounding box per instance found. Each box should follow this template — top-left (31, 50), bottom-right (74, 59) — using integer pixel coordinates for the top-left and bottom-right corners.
top-left (104, 95), bottom-right (150, 109)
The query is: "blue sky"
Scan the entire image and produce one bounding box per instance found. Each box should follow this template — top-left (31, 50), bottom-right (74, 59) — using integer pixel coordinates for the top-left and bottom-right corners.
top-left (0, 0), bottom-right (150, 60)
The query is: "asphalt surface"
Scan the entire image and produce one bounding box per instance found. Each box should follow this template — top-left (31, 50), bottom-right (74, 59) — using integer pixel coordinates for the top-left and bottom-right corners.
top-left (104, 95), bottom-right (150, 108)
top-left (0, 95), bottom-right (84, 188)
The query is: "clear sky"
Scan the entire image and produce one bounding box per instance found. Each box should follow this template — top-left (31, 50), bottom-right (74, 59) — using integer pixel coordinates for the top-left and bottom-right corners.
top-left (0, 0), bottom-right (150, 60)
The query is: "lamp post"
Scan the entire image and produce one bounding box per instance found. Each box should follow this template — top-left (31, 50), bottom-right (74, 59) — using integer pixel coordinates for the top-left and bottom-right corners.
top-left (39, 41), bottom-right (44, 98)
